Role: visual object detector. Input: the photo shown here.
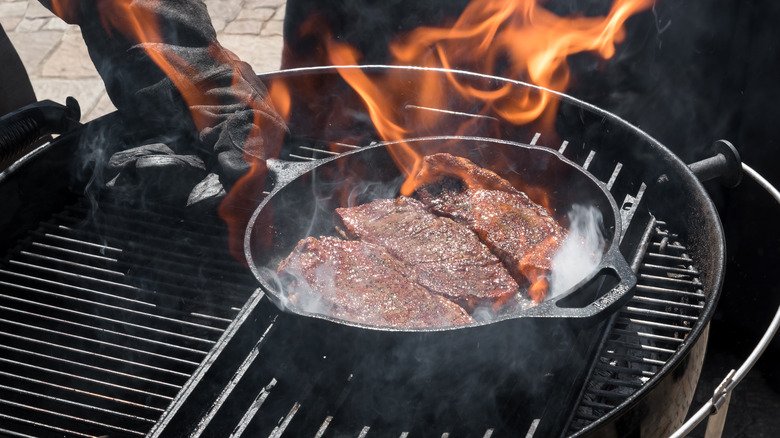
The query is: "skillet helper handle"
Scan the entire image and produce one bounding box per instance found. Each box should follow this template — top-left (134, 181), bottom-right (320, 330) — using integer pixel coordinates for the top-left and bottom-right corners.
top-left (0, 97), bottom-right (81, 162)
top-left (527, 246), bottom-right (637, 320)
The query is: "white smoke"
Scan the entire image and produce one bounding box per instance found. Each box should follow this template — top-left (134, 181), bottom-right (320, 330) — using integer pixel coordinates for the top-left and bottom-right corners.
top-left (261, 261), bottom-right (333, 318)
top-left (548, 204), bottom-right (606, 298)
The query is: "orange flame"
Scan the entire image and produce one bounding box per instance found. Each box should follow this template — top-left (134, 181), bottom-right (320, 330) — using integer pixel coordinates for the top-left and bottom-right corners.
top-left (219, 82), bottom-right (290, 262)
top-left (55, 0), bottom-right (651, 298)
top-left (268, 79), bottom-right (292, 122)
top-left (319, 0), bottom-right (653, 195)
top-left (527, 276), bottom-right (549, 303)
top-left (312, 0), bottom-right (651, 300)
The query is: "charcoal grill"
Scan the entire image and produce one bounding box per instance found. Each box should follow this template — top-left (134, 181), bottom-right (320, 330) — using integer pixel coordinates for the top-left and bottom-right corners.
top-left (0, 66), bottom-right (770, 437)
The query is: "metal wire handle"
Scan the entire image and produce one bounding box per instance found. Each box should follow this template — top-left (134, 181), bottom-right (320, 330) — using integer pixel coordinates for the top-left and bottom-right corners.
top-left (670, 162), bottom-right (780, 438)
top-left (0, 97), bottom-right (80, 161)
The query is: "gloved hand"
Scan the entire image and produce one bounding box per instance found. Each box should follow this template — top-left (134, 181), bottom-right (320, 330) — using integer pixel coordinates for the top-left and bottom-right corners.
top-left (40, 0), bottom-right (287, 208)
top-left (105, 142), bottom-right (218, 207)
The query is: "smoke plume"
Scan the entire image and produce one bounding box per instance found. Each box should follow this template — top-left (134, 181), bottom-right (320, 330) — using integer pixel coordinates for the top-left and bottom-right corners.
top-left (548, 204), bottom-right (606, 298)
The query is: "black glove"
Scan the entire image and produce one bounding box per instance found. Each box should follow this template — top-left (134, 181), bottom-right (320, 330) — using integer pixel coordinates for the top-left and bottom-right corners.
top-left (40, 0), bottom-right (286, 206)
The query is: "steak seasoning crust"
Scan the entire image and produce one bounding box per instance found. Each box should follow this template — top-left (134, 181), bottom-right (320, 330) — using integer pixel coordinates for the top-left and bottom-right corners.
top-left (416, 153), bottom-right (566, 301)
top-left (277, 237), bottom-right (475, 328)
top-left (334, 196), bottom-right (519, 310)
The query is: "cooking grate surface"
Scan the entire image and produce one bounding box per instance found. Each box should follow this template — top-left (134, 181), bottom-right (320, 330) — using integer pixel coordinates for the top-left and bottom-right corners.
top-left (566, 220), bottom-right (706, 434)
top-left (0, 199), bottom-right (257, 437)
top-left (0, 128), bottom-right (712, 437)
top-left (149, 134), bottom-right (708, 437)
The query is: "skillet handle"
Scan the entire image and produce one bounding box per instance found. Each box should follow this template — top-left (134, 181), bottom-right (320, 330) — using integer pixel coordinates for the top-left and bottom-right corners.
top-left (524, 246), bottom-right (637, 320)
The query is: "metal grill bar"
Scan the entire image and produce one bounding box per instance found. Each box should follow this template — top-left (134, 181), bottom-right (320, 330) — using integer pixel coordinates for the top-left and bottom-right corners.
top-left (0, 330), bottom-right (189, 382)
top-left (0, 199), bottom-right (257, 437)
top-left (0, 413), bottom-right (98, 438)
top-left (630, 295), bottom-right (704, 311)
top-left (35, 224), bottom-right (240, 321)
top-left (600, 351), bottom-right (668, 367)
top-left (0, 398), bottom-right (146, 436)
top-left (1, 267), bottom-right (155, 308)
top-left (638, 273), bottom-right (702, 287)
top-left (615, 316), bottom-right (693, 332)
top-left (0, 282), bottom-right (217, 345)
top-left (623, 306), bottom-right (700, 322)
top-left (0, 370), bottom-right (165, 413)
top-left (607, 339), bottom-right (679, 355)
top-left (567, 223), bottom-right (707, 435)
top-left (579, 400), bottom-right (623, 410)
top-left (0, 384), bottom-right (157, 424)
top-left (32, 229), bottom-right (123, 252)
top-left (229, 379), bottom-right (277, 438)
top-left (594, 363), bottom-right (655, 377)
top-left (191, 321), bottom-right (279, 437)
top-left (0, 268), bottom-right (224, 334)
top-left (610, 329), bottom-right (685, 344)
top-left (40, 217), bottom-right (249, 301)
top-left (17, 251), bottom-right (124, 277)
top-left (0, 316), bottom-right (197, 368)
top-left (269, 402), bottom-right (301, 438)
top-left (0, 303), bottom-right (208, 359)
top-left (30, 241), bottom-right (118, 263)
top-left (313, 416), bottom-right (333, 438)
top-left (634, 284), bottom-right (705, 299)
top-left (0, 354), bottom-right (174, 402)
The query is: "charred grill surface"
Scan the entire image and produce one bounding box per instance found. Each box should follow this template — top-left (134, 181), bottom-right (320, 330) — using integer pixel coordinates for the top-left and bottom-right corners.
top-left (335, 196), bottom-right (519, 310)
top-left (277, 236), bottom-right (474, 328)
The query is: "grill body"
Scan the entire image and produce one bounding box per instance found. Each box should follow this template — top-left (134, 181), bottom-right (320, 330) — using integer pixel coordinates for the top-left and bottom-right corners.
top-left (154, 67), bottom-right (724, 437)
top-left (0, 67), bottom-right (724, 437)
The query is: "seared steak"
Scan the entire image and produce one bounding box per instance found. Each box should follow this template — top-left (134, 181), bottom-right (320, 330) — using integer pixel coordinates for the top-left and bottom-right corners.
top-left (335, 196), bottom-right (518, 309)
top-left (416, 153), bottom-right (565, 301)
top-left (277, 236), bottom-right (475, 328)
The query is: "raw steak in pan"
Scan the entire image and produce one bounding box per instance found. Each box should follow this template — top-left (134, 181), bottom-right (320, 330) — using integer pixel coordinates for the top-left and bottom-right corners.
top-left (416, 153), bottom-right (566, 301)
top-left (277, 236), bottom-right (475, 328)
top-left (335, 196), bottom-right (519, 310)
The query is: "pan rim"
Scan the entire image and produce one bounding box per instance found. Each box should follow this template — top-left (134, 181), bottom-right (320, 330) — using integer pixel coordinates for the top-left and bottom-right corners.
top-left (244, 135), bottom-right (627, 332)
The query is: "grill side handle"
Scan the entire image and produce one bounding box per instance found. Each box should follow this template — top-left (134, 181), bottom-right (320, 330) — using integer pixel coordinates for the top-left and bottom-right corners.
top-left (687, 140), bottom-right (742, 187)
top-left (0, 97), bottom-right (81, 162)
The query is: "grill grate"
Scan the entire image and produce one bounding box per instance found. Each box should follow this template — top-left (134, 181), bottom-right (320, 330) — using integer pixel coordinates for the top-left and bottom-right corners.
top-left (148, 132), bottom-right (659, 438)
top-left (0, 128), bottom-right (710, 436)
top-left (566, 221), bottom-right (706, 434)
top-left (0, 200), bottom-right (257, 437)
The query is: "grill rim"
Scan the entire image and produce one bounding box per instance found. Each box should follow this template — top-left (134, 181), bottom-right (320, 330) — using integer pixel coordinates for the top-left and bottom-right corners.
top-left (0, 66), bottom-right (726, 437)
top-left (247, 134), bottom-right (636, 331)
top-left (251, 65), bottom-right (726, 436)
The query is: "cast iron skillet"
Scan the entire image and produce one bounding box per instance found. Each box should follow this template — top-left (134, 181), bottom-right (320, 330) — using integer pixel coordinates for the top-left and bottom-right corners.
top-left (244, 135), bottom-right (636, 331)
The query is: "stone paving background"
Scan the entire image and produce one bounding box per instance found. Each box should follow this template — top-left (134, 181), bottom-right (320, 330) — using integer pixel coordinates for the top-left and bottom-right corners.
top-left (1, 0), bottom-right (286, 122)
